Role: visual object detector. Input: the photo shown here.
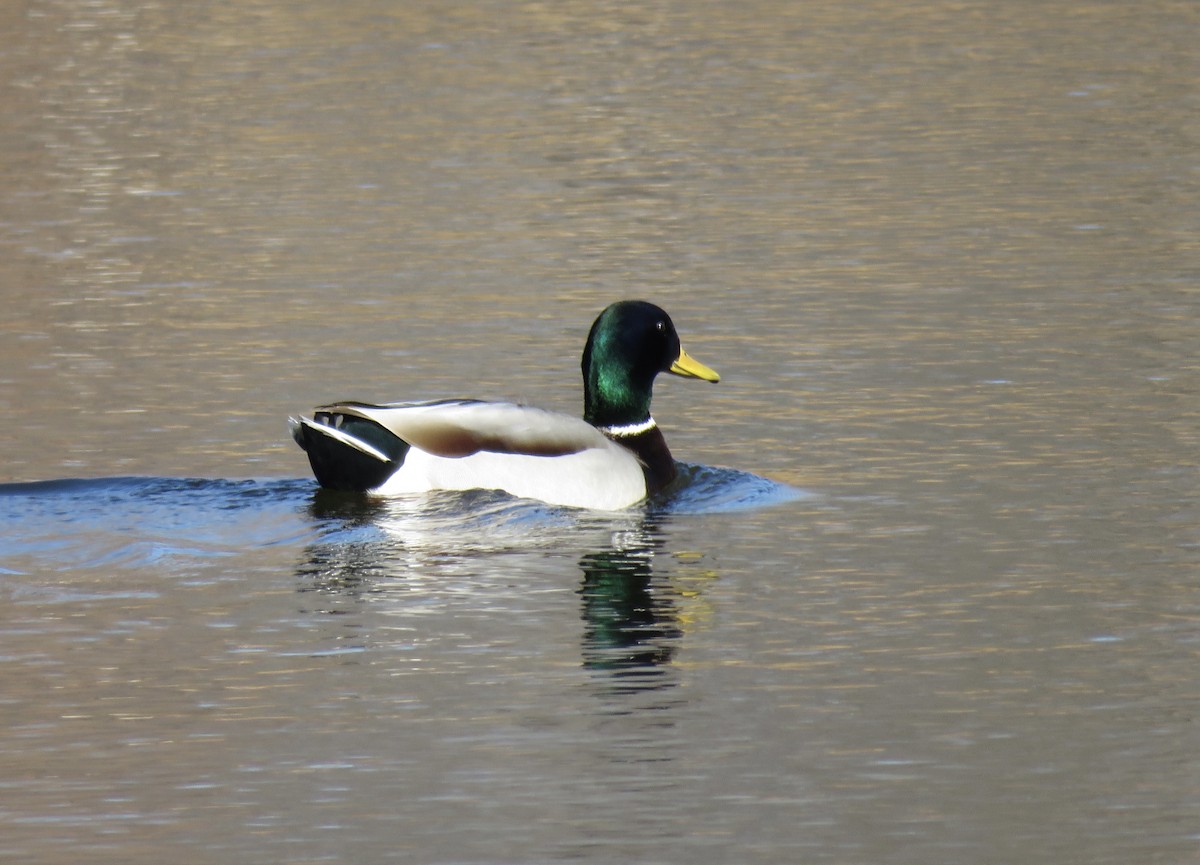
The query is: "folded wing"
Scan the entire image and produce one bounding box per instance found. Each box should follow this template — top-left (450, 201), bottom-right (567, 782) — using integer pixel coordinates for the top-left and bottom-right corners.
top-left (317, 399), bottom-right (615, 458)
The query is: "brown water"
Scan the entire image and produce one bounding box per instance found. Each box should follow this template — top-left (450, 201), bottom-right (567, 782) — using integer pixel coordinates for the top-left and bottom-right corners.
top-left (1, 1), bottom-right (1198, 863)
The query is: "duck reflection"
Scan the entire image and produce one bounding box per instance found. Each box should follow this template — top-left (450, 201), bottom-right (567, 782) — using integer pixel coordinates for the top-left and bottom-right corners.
top-left (295, 490), bottom-right (690, 694)
top-left (307, 487), bottom-right (390, 522)
top-left (578, 545), bottom-right (681, 691)
top-left (296, 489), bottom-right (396, 596)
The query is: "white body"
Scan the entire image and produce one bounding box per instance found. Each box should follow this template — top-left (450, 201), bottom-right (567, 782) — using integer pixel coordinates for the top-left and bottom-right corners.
top-left (375, 441), bottom-right (647, 510)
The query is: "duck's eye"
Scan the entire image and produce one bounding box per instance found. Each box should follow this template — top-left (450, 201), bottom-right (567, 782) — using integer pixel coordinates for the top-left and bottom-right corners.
top-left (655, 320), bottom-right (665, 332)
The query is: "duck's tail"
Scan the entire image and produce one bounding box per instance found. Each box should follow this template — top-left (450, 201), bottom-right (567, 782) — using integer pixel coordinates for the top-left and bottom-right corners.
top-left (289, 409), bottom-right (410, 492)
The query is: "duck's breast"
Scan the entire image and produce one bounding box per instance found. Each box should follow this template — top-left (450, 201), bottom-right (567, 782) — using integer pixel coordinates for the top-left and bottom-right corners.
top-left (373, 440), bottom-right (647, 510)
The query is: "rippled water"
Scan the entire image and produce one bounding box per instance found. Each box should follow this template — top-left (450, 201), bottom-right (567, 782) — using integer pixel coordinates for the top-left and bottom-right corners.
top-left (2, 1), bottom-right (1199, 863)
top-left (0, 466), bottom-right (797, 575)
top-left (0, 470), bottom-right (809, 864)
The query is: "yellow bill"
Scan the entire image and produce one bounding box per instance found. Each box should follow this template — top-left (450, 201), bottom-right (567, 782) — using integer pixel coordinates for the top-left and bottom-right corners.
top-left (669, 347), bottom-right (720, 382)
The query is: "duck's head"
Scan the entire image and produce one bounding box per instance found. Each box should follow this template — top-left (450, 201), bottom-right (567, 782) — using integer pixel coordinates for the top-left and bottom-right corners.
top-left (581, 300), bottom-right (719, 428)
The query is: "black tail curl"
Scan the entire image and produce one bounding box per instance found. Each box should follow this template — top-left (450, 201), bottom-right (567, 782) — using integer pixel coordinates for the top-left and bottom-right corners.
top-left (292, 413), bottom-right (410, 492)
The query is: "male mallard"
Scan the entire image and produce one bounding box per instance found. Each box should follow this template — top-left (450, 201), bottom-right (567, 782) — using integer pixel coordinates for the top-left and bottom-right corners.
top-left (289, 300), bottom-right (719, 510)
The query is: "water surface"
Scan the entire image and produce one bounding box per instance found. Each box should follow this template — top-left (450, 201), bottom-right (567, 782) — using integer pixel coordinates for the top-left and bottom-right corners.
top-left (1, 1), bottom-right (1198, 863)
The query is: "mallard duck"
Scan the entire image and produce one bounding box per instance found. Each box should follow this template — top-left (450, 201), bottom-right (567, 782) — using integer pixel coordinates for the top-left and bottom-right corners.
top-left (289, 300), bottom-right (719, 510)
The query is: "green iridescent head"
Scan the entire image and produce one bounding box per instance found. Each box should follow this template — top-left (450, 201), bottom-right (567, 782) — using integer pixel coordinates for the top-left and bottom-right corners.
top-left (581, 300), bottom-right (719, 428)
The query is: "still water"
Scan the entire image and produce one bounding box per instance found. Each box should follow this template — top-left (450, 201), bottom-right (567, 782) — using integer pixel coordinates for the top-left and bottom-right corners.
top-left (1, 1), bottom-right (1198, 863)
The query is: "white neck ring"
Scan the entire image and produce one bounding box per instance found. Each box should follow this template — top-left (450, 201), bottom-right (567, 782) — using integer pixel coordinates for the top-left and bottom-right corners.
top-left (597, 417), bottom-right (657, 437)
